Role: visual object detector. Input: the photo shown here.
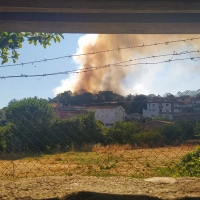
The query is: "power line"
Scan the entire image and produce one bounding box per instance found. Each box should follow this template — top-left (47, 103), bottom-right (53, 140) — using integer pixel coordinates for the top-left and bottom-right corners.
top-left (1, 36), bottom-right (200, 68)
top-left (1, 54), bottom-right (200, 79)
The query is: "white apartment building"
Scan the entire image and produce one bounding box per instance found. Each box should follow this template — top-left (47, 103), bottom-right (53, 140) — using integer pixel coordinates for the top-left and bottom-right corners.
top-left (88, 106), bottom-right (127, 126)
top-left (143, 98), bottom-right (177, 119)
top-left (143, 95), bottom-right (200, 119)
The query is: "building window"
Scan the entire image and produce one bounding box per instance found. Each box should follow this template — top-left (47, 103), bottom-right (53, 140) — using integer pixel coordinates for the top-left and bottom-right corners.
top-left (166, 104), bottom-right (168, 106)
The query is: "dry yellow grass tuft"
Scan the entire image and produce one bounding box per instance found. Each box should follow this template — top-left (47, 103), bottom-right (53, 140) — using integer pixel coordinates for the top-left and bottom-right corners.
top-left (0, 144), bottom-right (197, 180)
top-left (92, 144), bottom-right (133, 152)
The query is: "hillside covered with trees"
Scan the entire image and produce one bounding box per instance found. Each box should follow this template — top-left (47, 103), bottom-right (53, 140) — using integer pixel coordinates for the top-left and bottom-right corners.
top-left (48, 89), bottom-right (149, 115)
top-left (0, 95), bottom-right (198, 153)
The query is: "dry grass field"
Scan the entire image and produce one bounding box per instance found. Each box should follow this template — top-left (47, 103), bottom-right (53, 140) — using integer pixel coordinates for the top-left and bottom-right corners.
top-left (0, 144), bottom-right (198, 180)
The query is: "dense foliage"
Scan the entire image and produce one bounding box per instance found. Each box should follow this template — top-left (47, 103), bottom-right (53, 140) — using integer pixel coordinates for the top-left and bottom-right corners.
top-left (106, 121), bottom-right (139, 144)
top-left (176, 147), bottom-right (200, 177)
top-left (49, 90), bottom-right (126, 106)
top-left (49, 90), bottom-right (151, 115)
top-left (0, 32), bottom-right (64, 64)
top-left (129, 95), bottom-right (147, 114)
top-left (2, 97), bottom-right (55, 151)
top-left (131, 130), bottom-right (163, 147)
top-left (159, 124), bottom-right (184, 144)
top-left (50, 112), bottom-right (105, 150)
top-left (0, 95), bottom-right (199, 153)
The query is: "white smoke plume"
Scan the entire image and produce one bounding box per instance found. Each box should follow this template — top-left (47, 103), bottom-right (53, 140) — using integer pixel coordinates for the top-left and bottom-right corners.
top-left (53, 34), bottom-right (200, 96)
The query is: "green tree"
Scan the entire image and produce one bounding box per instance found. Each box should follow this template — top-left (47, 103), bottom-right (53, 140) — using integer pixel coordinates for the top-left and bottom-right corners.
top-left (71, 91), bottom-right (96, 106)
top-left (0, 122), bottom-right (19, 152)
top-left (106, 121), bottom-right (139, 144)
top-left (126, 94), bottom-right (132, 101)
top-left (0, 125), bottom-right (9, 152)
top-left (0, 109), bottom-right (7, 126)
top-left (50, 90), bottom-right (126, 106)
top-left (176, 120), bottom-right (196, 140)
top-left (4, 97), bottom-right (55, 151)
top-left (50, 112), bottom-right (105, 150)
top-left (163, 93), bottom-right (175, 99)
top-left (131, 130), bottom-right (163, 147)
top-left (52, 90), bottom-right (72, 106)
top-left (8, 98), bottom-right (18, 106)
top-left (96, 91), bottom-right (125, 103)
top-left (130, 95), bottom-right (147, 114)
top-left (0, 32), bottom-right (64, 64)
top-left (159, 124), bottom-right (184, 144)
top-left (67, 112), bottom-right (105, 147)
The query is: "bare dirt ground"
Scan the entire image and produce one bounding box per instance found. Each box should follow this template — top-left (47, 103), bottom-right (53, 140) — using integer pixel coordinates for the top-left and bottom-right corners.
top-left (0, 175), bottom-right (199, 199)
top-left (0, 145), bottom-right (199, 199)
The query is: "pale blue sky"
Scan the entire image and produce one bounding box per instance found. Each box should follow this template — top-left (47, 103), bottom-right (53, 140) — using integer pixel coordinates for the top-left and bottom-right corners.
top-left (1, 34), bottom-right (200, 108)
top-left (0, 34), bottom-right (83, 108)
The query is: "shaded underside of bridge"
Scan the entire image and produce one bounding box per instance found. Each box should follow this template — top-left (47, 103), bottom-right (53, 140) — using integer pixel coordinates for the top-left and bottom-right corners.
top-left (0, 0), bottom-right (200, 33)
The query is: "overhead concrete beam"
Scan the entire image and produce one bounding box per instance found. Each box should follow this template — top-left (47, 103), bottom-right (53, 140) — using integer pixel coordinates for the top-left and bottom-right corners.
top-left (0, 0), bottom-right (199, 33)
top-left (0, 0), bottom-right (200, 13)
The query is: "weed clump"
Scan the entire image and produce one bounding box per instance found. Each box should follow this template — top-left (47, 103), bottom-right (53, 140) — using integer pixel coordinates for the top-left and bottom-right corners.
top-left (176, 146), bottom-right (200, 177)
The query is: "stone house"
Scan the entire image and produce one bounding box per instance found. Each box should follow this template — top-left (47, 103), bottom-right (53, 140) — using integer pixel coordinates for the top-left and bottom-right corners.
top-left (51, 104), bottom-right (127, 126)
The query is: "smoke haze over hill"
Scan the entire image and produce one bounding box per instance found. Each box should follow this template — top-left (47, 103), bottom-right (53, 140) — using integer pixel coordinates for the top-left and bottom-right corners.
top-left (53, 34), bottom-right (200, 96)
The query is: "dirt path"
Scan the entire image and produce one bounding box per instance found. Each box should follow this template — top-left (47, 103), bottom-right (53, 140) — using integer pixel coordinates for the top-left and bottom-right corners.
top-left (0, 175), bottom-right (199, 199)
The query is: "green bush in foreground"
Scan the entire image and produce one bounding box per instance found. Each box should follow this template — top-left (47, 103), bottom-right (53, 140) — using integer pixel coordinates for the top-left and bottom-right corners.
top-left (176, 147), bottom-right (200, 177)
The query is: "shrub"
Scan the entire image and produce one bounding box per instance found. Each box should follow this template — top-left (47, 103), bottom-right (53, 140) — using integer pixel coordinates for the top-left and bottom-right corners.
top-left (159, 124), bottom-right (184, 144)
top-left (176, 120), bottom-right (196, 140)
top-left (176, 147), bottom-right (200, 177)
top-left (131, 130), bottom-right (163, 148)
top-left (105, 121), bottom-right (139, 145)
top-left (0, 126), bottom-right (7, 152)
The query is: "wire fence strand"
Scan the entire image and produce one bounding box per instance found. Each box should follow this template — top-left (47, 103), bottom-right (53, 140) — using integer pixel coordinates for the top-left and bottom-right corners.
top-left (0, 36), bottom-right (199, 181)
top-left (1, 50), bottom-right (200, 79)
top-left (1, 36), bottom-right (200, 68)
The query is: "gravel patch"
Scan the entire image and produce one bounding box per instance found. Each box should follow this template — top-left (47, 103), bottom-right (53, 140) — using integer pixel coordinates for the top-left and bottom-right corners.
top-left (0, 176), bottom-right (199, 199)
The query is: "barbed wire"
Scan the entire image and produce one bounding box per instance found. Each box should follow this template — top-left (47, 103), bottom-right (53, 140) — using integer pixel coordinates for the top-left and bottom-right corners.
top-left (1, 36), bottom-right (200, 68)
top-left (0, 50), bottom-right (199, 79)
